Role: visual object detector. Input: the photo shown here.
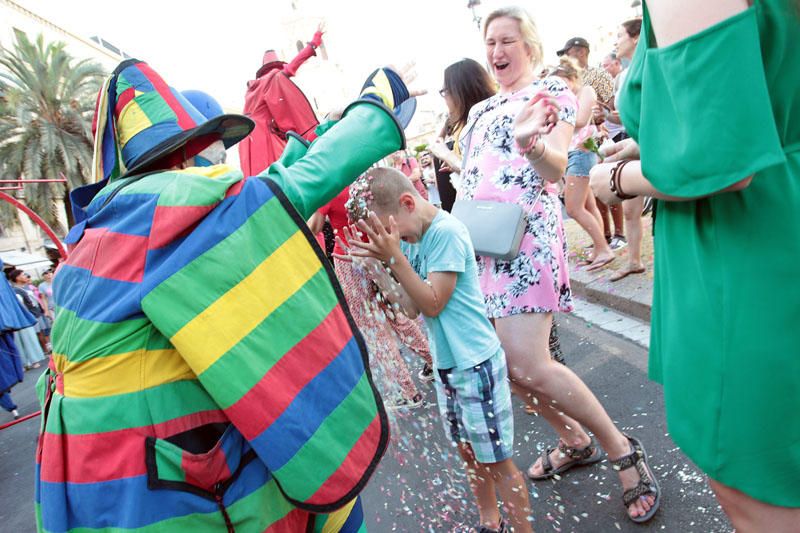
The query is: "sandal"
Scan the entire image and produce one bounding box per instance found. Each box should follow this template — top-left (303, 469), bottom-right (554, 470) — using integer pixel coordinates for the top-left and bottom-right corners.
top-left (527, 437), bottom-right (605, 480)
top-left (477, 519), bottom-right (507, 533)
top-left (609, 434), bottom-right (661, 523)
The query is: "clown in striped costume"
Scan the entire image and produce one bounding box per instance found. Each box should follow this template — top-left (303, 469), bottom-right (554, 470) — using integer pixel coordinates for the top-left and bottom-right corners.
top-left (36, 59), bottom-right (414, 532)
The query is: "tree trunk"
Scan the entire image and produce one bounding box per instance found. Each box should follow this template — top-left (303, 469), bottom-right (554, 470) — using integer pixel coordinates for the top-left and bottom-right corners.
top-left (63, 182), bottom-right (75, 230)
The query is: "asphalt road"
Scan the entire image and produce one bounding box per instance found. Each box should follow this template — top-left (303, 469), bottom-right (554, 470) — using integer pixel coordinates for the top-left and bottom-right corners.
top-left (361, 314), bottom-right (731, 532)
top-left (0, 314), bottom-right (731, 532)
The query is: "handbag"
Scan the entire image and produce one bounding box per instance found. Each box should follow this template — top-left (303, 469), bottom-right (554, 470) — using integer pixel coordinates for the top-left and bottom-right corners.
top-left (452, 188), bottom-right (543, 261)
top-left (451, 106), bottom-right (544, 261)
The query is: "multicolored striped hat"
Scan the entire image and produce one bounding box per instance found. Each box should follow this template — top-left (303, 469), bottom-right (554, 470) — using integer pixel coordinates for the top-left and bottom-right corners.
top-left (92, 59), bottom-right (254, 182)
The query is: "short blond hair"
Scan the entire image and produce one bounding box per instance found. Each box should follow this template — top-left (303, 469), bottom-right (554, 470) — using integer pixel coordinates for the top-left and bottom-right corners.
top-left (346, 167), bottom-right (419, 221)
top-left (484, 6), bottom-right (543, 67)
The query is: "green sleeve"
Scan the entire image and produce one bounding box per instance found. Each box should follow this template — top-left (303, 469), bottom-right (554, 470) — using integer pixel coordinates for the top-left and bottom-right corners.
top-left (265, 101), bottom-right (404, 219)
top-left (620, 6), bottom-right (785, 197)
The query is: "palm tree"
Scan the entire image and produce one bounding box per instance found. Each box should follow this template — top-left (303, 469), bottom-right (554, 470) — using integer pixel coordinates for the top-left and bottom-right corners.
top-left (0, 29), bottom-right (105, 233)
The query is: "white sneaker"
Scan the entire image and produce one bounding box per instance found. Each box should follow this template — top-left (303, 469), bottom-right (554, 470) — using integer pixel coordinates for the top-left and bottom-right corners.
top-left (11, 409), bottom-right (19, 419)
top-left (609, 235), bottom-right (628, 251)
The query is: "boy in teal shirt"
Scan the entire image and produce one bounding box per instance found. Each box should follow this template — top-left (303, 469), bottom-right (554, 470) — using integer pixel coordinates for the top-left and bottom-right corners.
top-left (340, 168), bottom-right (531, 533)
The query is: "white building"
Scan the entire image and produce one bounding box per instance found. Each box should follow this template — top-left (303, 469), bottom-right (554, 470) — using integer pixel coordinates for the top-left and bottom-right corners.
top-left (0, 0), bottom-right (127, 275)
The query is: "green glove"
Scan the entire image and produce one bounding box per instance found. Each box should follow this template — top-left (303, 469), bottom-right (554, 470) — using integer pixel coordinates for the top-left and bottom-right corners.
top-left (266, 100), bottom-right (404, 219)
top-left (275, 132), bottom-right (310, 169)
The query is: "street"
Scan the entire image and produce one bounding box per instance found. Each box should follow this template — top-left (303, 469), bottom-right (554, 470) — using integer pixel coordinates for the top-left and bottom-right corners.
top-left (0, 312), bottom-right (731, 532)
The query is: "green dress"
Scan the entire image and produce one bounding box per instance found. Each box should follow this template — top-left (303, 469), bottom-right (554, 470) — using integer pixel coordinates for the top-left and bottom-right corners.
top-left (619, 0), bottom-right (800, 507)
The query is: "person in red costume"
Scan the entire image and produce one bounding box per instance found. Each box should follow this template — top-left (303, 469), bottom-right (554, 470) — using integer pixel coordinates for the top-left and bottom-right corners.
top-left (239, 23), bottom-right (326, 175)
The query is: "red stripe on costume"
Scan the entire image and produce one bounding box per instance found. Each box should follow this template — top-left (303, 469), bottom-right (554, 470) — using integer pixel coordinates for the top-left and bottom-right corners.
top-left (149, 205), bottom-right (215, 250)
top-left (224, 180), bottom-right (245, 198)
top-left (181, 446), bottom-right (232, 492)
top-left (137, 63), bottom-right (196, 130)
top-left (92, 231), bottom-right (148, 283)
top-left (38, 409), bottom-right (228, 483)
top-left (307, 414), bottom-right (383, 504)
top-left (264, 508), bottom-right (311, 532)
top-left (65, 228), bottom-right (107, 271)
top-left (225, 307), bottom-right (354, 440)
top-left (63, 228), bottom-right (148, 283)
top-left (115, 87), bottom-right (137, 116)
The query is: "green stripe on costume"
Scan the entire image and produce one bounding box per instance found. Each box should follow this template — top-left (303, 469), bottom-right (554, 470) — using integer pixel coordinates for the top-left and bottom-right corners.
top-left (136, 91), bottom-right (177, 125)
top-left (51, 309), bottom-right (154, 362)
top-left (153, 439), bottom-right (186, 483)
top-left (41, 380), bottom-right (219, 435)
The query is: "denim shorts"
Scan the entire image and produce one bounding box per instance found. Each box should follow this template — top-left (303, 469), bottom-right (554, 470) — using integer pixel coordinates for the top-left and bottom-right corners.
top-left (566, 149), bottom-right (598, 177)
top-left (434, 349), bottom-right (514, 463)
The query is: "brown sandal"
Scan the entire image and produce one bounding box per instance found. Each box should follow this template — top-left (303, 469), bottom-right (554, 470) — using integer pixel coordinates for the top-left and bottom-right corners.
top-left (609, 434), bottom-right (661, 523)
top-left (528, 437), bottom-right (605, 480)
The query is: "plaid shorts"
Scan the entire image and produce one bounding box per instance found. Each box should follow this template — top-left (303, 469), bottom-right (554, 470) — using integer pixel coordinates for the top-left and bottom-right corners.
top-left (434, 349), bottom-right (514, 464)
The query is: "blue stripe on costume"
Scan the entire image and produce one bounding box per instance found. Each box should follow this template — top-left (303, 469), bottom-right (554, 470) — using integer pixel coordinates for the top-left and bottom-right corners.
top-left (140, 178), bottom-right (275, 296)
top-left (37, 458), bottom-right (271, 531)
top-left (55, 265), bottom-right (145, 323)
top-left (118, 65), bottom-right (156, 93)
top-left (121, 122), bottom-right (187, 171)
top-left (251, 338), bottom-right (363, 471)
top-left (85, 193), bottom-right (157, 236)
top-left (340, 496), bottom-right (365, 532)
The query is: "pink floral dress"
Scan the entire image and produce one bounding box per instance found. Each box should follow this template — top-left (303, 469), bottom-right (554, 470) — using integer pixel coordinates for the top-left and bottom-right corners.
top-left (460, 77), bottom-right (576, 317)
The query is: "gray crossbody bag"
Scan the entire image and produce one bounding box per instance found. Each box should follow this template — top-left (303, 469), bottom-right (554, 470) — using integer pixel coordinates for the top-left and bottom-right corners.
top-left (451, 112), bottom-right (544, 261)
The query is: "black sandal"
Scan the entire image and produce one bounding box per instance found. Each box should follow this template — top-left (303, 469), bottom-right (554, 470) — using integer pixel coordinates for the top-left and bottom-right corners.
top-left (527, 437), bottom-right (605, 480)
top-left (477, 518), bottom-right (506, 533)
top-left (610, 434), bottom-right (661, 523)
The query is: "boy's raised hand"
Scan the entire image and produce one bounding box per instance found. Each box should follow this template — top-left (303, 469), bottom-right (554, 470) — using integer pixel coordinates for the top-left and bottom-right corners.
top-left (349, 212), bottom-right (402, 264)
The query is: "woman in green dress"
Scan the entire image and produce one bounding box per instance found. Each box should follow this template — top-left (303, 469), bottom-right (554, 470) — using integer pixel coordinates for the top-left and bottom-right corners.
top-left (589, 0), bottom-right (800, 530)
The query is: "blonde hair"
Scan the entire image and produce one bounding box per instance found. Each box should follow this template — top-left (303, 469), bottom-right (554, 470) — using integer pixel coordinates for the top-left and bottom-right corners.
top-left (483, 6), bottom-right (543, 67)
top-left (346, 167), bottom-right (419, 221)
top-left (549, 56), bottom-right (583, 83)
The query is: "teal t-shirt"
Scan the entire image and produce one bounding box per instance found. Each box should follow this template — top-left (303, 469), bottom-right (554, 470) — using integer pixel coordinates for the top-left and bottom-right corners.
top-left (401, 210), bottom-right (501, 370)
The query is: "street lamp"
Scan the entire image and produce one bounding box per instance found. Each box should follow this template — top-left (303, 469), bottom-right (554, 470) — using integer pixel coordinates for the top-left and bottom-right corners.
top-left (467, 0), bottom-right (482, 31)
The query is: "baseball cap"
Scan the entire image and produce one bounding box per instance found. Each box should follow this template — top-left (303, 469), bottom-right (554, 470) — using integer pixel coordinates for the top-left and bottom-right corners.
top-left (557, 37), bottom-right (590, 56)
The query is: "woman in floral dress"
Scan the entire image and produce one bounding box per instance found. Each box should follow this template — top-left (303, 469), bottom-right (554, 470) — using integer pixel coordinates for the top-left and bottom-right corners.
top-left (460, 6), bottom-right (661, 522)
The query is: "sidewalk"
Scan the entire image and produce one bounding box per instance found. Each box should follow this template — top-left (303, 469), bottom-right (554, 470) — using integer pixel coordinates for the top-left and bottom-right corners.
top-left (564, 215), bottom-right (654, 322)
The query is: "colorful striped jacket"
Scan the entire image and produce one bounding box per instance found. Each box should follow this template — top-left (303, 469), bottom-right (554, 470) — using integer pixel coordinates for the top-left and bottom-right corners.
top-left (36, 102), bottom-right (402, 532)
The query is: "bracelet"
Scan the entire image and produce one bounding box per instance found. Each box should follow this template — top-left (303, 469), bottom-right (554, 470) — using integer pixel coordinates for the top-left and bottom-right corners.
top-left (528, 141), bottom-right (548, 164)
top-left (609, 160), bottom-right (636, 200)
top-left (516, 134), bottom-right (540, 155)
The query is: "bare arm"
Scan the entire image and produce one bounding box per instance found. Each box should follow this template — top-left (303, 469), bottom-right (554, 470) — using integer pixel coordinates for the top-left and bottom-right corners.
top-left (574, 85), bottom-right (597, 129)
top-left (429, 140), bottom-right (462, 173)
top-left (306, 211), bottom-right (326, 235)
top-left (647, 0), bottom-right (749, 47)
top-left (589, 0), bottom-right (755, 203)
top-left (529, 120), bottom-right (572, 183)
top-left (590, 160), bottom-right (752, 205)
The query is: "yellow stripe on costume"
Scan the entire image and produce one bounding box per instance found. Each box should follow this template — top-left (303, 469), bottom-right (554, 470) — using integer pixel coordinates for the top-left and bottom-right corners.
top-left (171, 231), bottom-right (322, 375)
top-left (117, 100), bottom-right (153, 146)
top-left (321, 498), bottom-right (358, 533)
top-left (55, 349), bottom-right (195, 398)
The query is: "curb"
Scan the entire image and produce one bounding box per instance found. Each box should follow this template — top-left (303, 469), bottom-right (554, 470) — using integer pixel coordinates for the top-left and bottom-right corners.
top-left (569, 276), bottom-right (651, 323)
